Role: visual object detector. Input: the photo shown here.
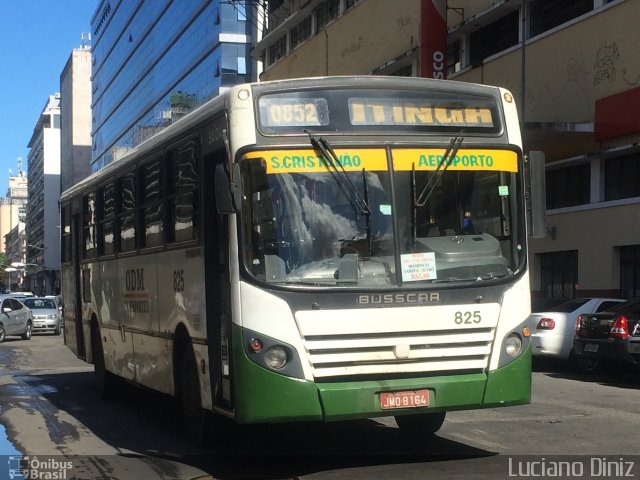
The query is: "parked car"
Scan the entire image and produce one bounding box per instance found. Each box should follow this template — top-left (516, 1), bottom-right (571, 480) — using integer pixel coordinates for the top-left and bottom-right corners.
top-left (22, 297), bottom-right (62, 335)
top-left (0, 297), bottom-right (33, 343)
top-left (629, 325), bottom-right (640, 365)
top-left (573, 297), bottom-right (640, 373)
top-left (529, 297), bottom-right (626, 369)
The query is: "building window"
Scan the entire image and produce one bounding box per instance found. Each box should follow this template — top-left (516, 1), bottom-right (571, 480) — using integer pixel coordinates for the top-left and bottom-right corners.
top-left (291, 16), bottom-right (311, 49)
top-left (530, 0), bottom-right (593, 37)
top-left (540, 250), bottom-right (578, 299)
top-left (268, 35), bottom-right (287, 65)
top-left (388, 64), bottom-right (413, 77)
top-left (268, 0), bottom-right (284, 13)
top-left (605, 153), bottom-right (640, 201)
top-left (447, 40), bottom-right (461, 76)
top-left (621, 245), bottom-right (640, 299)
top-left (469, 10), bottom-right (519, 66)
top-left (345, 0), bottom-right (362, 10)
top-left (315, 0), bottom-right (340, 31)
top-left (546, 163), bottom-right (590, 209)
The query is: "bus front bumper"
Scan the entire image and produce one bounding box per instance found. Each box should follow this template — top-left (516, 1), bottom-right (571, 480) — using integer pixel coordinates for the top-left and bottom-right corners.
top-left (233, 344), bottom-right (531, 424)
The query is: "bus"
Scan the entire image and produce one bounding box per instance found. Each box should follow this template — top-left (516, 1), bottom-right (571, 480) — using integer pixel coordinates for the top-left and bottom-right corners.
top-left (61, 76), bottom-right (540, 444)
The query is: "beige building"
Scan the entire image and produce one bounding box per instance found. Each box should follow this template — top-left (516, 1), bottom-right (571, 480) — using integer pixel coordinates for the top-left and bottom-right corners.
top-left (0, 172), bottom-right (28, 253)
top-left (60, 47), bottom-right (92, 194)
top-left (253, 0), bottom-right (640, 301)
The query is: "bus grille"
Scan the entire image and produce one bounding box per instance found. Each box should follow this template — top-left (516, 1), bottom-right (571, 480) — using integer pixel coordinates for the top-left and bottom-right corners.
top-left (295, 305), bottom-right (499, 379)
top-left (301, 329), bottom-right (494, 378)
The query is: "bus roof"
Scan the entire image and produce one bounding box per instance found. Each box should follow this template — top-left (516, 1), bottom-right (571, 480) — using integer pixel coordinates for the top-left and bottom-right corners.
top-left (62, 76), bottom-right (505, 202)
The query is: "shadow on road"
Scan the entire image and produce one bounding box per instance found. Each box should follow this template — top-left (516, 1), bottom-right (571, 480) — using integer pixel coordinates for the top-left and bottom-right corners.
top-left (533, 356), bottom-right (640, 390)
top-left (8, 371), bottom-right (496, 479)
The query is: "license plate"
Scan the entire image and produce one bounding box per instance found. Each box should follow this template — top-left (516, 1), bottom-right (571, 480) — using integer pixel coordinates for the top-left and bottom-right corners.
top-left (379, 389), bottom-right (430, 410)
top-left (629, 342), bottom-right (640, 354)
top-left (584, 343), bottom-right (599, 353)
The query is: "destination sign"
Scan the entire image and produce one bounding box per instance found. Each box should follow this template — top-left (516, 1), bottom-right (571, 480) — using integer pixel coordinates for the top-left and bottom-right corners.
top-left (243, 148), bottom-right (518, 173)
top-left (244, 149), bottom-right (388, 174)
top-left (349, 98), bottom-right (495, 127)
top-left (256, 89), bottom-right (501, 134)
top-left (259, 96), bottom-right (330, 127)
top-left (392, 148), bottom-right (518, 172)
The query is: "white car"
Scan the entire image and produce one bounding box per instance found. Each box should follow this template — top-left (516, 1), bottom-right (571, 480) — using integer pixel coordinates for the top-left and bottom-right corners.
top-left (23, 297), bottom-right (62, 335)
top-left (529, 298), bottom-right (626, 362)
top-left (0, 297), bottom-right (34, 343)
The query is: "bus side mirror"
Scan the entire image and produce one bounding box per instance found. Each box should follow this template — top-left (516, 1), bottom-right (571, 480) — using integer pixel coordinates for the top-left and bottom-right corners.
top-left (525, 151), bottom-right (546, 238)
top-left (215, 163), bottom-right (242, 214)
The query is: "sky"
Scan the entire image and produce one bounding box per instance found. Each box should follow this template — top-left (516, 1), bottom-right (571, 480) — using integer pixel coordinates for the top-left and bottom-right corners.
top-left (0, 0), bottom-right (99, 193)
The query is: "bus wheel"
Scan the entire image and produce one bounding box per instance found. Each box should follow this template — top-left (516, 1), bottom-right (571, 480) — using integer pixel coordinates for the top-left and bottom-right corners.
top-left (395, 411), bottom-right (446, 435)
top-left (180, 346), bottom-right (208, 445)
top-left (92, 327), bottom-right (116, 399)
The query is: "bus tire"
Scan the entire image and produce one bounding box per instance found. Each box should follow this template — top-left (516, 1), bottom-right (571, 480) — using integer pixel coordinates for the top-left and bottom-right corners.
top-left (180, 345), bottom-right (208, 445)
top-left (92, 324), bottom-right (117, 399)
top-left (395, 411), bottom-right (446, 435)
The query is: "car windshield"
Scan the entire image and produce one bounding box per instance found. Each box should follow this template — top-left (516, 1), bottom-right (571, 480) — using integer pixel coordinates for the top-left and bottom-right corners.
top-left (546, 299), bottom-right (591, 313)
top-left (239, 144), bottom-right (524, 288)
top-left (607, 297), bottom-right (640, 313)
top-left (23, 299), bottom-right (57, 309)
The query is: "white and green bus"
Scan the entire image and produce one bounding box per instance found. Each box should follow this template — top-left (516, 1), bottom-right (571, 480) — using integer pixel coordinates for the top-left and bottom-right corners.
top-left (61, 76), bottom-right (538, 443)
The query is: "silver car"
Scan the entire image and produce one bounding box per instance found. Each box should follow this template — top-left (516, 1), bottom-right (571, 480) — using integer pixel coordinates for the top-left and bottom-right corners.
top-left (0, 297), bottom-right (33, 343)
top-left (22, 297), bottom-right (61, 335)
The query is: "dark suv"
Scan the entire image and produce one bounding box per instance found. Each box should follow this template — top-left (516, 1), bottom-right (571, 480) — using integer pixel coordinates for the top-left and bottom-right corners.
top-left (573, 297), bottom-right (640, 372)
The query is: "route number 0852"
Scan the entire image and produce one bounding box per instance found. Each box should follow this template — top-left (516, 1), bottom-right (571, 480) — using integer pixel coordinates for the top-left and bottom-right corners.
top-left (454, 311), bottom-right (481, 324)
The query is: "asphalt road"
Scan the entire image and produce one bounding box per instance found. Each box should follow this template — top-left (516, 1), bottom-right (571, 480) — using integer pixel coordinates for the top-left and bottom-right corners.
top-left (1, 334), bottom-right (639, 480)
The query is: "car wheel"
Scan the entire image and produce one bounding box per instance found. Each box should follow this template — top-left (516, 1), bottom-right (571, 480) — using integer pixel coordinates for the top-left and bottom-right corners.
top-left (0, 324), bottom-right (5, 343)
top-left (54, 325), bottom-right (61, 336)
top-left (180, 345), bottom-right (209, 445)
top-left (395, 411), bottom-right (446, 435)
top-left (571, 351), bottom-right (600, 373)
top-left (21, 321), bottom-right (32, 340)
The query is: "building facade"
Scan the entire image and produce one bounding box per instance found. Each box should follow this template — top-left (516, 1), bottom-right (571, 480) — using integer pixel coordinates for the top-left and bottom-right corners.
top-left (252, 0), bottom-right (640, 301)
top-left (90, 0), bottom-right (256, 171)
top-left (0, 171), bottom-right (28, 254)
top-left (3, 222), bottom-right (26, 292)
top-left (60, 47), bottom-right (93, 194)
top-left (26, 94), bottom-right (62, 296)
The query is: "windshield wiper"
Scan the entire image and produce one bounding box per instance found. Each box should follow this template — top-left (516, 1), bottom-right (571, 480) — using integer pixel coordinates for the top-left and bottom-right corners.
top-left (415, 136), bottom-right (463, 207)
top-left (305, 130), bottom-right (371, 216)
top-left (411, 137), bottom-right (463, 243)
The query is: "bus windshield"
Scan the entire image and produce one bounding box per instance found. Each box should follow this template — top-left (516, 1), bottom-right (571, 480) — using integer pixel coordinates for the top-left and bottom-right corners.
top-left (240, 144), bottom-right (523, 287)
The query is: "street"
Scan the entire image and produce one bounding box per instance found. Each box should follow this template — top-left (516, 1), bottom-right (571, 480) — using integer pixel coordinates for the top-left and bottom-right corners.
top-left (1, 334), bottom-right (640, 480)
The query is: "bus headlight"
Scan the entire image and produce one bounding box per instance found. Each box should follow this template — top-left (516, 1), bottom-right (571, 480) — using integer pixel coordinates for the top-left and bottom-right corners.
top-left (505, 333), bottom-right (523, 357)
top-left (242, 328), bottom-right (305, 379)
top-left (264, 346), bottom-right (288, 369)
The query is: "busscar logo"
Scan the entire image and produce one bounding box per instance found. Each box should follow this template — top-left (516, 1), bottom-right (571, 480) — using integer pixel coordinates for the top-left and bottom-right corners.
top-left (357, 292), bottom-right (440, 305)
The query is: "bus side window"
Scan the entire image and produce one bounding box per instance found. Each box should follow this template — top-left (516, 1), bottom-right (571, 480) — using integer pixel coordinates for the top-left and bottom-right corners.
top-left (118, 170), bottom-right (137, 253)
top-left (166, 138), bottom-right (199, 244)
top-left (83, 192), bottom-right (98, 259)
top-left (140, 158), bottom-right (164, 248)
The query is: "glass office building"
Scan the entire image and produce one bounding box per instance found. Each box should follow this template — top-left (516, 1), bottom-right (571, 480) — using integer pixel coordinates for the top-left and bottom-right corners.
top-left (90, 0), bottom-right (253, 170)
